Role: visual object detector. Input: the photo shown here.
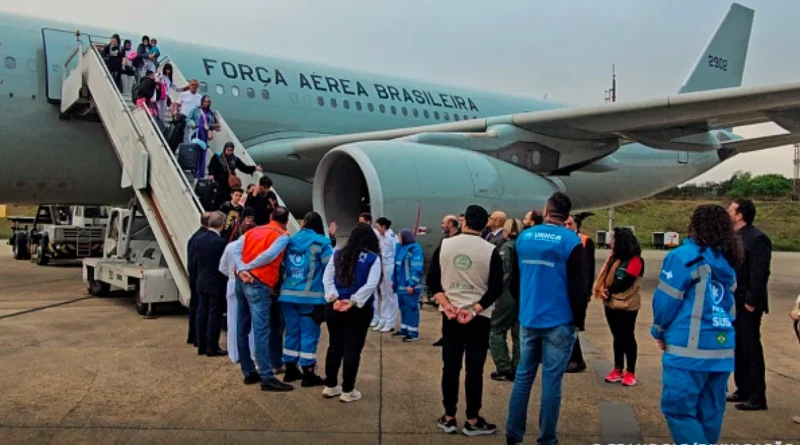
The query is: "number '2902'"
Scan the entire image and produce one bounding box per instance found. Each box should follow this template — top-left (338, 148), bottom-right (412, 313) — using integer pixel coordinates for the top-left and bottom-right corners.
top-left (708, 54), bottom-right (728, 71)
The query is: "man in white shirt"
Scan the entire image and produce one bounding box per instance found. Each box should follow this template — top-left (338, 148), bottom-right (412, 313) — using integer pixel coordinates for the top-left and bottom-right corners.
top-left (178, 79), bottom-right (202, 142)
top-left (372, 217), bottom-right (399, 333)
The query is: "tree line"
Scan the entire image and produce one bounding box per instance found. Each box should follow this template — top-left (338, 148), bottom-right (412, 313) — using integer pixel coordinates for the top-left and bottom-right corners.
top-left (655, 172), bottom-right (797, 200)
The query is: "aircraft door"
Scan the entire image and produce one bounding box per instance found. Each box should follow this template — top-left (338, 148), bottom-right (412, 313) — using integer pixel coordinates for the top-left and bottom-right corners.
top-left (42, 28), bottom-right (109, 102)
top-left (677, 151), bottom-right (689, 164)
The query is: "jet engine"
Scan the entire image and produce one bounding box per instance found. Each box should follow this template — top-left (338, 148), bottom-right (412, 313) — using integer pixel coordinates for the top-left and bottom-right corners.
top-left (312, 141), bottom-right (563, 252)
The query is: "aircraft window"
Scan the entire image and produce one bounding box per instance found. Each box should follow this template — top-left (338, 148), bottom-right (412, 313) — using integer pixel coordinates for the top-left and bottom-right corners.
top-left (199, 81), bottom-right (208, 93)
top-left (262, 89), bottom-right (270, 100)
top-left (434, 111), bottom-right (440, 120)
top-left (390, 105), bottom-right (397, 115)
top-left (453, 114), bottom-right (460, 121)
top-left (290, 93), bottom-right (299, 104)
top-left (464, 115), bottom-right (469, 120)
top-left (215, 84), bottom-right (224, 95)
top-left (317, 96), bottom-right (324, 106)
top-left (379, 104), bottom-right (386, 114)
top-left (716, 132), bottom-right (731, 142)
top-left (303, 95), bottom-right (311, 105)
top-left (343, 100), bottom-right (350, 109)
top-left (444, 112), bottom-right (450, 121)
top-left (355, 101), bottom-right (362, 111)
top-left (246, 88), bottom-right (255, 98)
top-left (424, 110), bottom-right (430, 119)
top-left (331, 98), bottom-right (338, 108)
top-left (402, 107), bottom-right (408, 116)
top-left (27, 59), bottom-right (37, 72)
top-left (367, 103), bottom-right (374, 112)
top-left (413, 109), bottom-right (419, 118)
top-left (4, 57), bottom-right (16, 70)
top-left (231, 86), bottom-right (240, 97)
top-left (473, 116), bottom-right (477, 119)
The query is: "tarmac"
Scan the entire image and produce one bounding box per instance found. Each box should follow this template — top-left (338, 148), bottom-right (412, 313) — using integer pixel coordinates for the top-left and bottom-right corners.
top-left (0, 245), bottom-right (798, 445)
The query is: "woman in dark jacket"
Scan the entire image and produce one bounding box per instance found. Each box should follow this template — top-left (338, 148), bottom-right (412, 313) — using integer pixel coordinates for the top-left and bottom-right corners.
top-left (207, 142), bottom-right (262, 209)
top-left (101, 34), bottom-right (124, 91)
top-left (593, 228), bottom-right (644, 387)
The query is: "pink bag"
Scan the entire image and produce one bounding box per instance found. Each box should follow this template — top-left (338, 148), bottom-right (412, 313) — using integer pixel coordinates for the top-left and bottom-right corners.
top-left (126, 50), bottom-right (137, 61)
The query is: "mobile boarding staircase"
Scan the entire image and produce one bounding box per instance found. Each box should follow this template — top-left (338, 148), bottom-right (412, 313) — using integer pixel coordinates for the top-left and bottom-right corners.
top-left (59, 39), bottom-right (300, 307)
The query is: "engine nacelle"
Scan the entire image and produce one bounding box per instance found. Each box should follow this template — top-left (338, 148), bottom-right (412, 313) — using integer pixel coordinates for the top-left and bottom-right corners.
top-left (313, 141), bottom-right (562, 253)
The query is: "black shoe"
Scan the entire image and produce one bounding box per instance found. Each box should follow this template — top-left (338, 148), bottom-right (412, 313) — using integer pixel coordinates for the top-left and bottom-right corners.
top-left (436, 415), bottom-right (458, 434)
top-left (243, 372), bottom-right (261, 385)
top-left (735, 400), bottom-right (768, 411)
top-left (462, 416), bottom-right (497, 437)
top-left (283, 364), bottom-right (303, 383)
top-left (491, 371), bottom-right (514, 382)
top-left (391, 331), bottom-right (406, 337)
top-left (206, 349), bottom-right (228, 357)
top-left (261, 378), bottom-right (294, 392)
top-left (301, 366), bottom-right (325, 387)
top-left (432, 338), bottom-right (444, 347)
top-left (565, 361), bottom-right (587, 373)
top-left (197, 349), bottom-right (207, 356)
top-left (726, 392), bottom-right (746, 403)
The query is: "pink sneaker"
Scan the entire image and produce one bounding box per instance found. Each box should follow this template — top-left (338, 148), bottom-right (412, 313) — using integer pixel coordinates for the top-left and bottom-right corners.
top-left (604, 369), bottom-right (623, 383)
top-left (621, 371), bottom-right (637, 387)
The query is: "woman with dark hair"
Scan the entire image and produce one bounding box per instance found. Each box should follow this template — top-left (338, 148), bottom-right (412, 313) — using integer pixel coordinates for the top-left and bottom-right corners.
top-left (652, 204), bottom-right (741, 444)
top-left (278, 211), bottom-right (332, 387)
top-left (187, 95), bottom-right (220, 178)
top-left (101, 34), bottom-right (124, 91)
top-left (593, 227), bottom-right (643, 386)
top-left (321, 223), bottom-right (381, 402)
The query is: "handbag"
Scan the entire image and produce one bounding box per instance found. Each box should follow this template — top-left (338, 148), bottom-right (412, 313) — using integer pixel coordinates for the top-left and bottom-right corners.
top-left (220, 153), bottom-right (242, 188)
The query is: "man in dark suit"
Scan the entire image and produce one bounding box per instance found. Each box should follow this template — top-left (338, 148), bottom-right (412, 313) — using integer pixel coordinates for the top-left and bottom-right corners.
top-left (195, 211), bottom-right (229, 356)
top-left (727, 198), bottom-right (772, 411)
top-left (187, 212), bottom-right (209, 346)
top-left (484, 211), bottom-right (507, 247)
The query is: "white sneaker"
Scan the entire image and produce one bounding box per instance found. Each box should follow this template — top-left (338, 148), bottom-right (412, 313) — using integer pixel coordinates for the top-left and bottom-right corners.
top-left (380, 325), bottom-right (394, 333)
top-left (370, 319), bottom-right (379, 328)
top-left (339, 389), bottom-right (362, 403)
top-left (372, 322), bottom-right (384, 331)
top-left (322, 385), bottom-right (342, 398)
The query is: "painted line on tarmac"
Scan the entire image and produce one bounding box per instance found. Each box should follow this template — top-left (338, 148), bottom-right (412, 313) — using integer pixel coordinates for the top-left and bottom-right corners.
top-left (599, 402), bottom-right (645, 444)
top-left (0, 296), bottom-right (94, 320)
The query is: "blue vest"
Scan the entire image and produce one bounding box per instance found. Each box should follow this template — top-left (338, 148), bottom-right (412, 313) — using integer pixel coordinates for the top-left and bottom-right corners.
top-left (393, 242), bottom-right (424, 294)
top-left (516, 224), bottom-right (582, 329)
top-left (334, 250), bottom-right (378, 306)
top-left (279, 229), bottom-right (333, 305)
top-left (651, 239), bottom-right (737, 372)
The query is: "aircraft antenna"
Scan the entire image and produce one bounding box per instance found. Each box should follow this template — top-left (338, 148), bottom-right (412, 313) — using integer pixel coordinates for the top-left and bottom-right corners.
top-left (605, 64), bottom-right (617, 233)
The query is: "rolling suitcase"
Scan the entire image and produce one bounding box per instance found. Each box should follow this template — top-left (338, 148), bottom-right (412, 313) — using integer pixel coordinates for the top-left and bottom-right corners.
top-left (177, 142), bottom-right (200, 173)
top-left (194, 179), bottom-right (218, 211)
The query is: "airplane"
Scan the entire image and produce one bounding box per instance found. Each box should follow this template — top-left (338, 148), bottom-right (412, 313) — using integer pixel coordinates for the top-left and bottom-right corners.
top-left (2, 2), bottom-right (800, 255)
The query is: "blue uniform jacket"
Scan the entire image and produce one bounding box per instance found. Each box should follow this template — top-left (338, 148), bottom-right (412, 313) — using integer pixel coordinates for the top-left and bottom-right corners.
top-left (651, 238), bottom-right (737, 372)
top-left (393, 242), bottom-right (424, 294)
top-left (279, 228), bottom-right (333, 305)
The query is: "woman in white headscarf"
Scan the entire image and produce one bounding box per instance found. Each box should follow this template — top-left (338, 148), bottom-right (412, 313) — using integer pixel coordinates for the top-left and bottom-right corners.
top-left (219, 237), bottom-right (255, 364)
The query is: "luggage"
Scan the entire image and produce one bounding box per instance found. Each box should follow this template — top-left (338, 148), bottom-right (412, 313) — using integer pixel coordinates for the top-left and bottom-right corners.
top-left (164, 119), bottom-right (185, 151)
top-left (194, 179), bottom-right (218, 211)
top-left (177, 142), bottom-right (200, 173)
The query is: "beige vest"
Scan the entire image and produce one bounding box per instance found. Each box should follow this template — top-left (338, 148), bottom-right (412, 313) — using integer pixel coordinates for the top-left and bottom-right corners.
top-left (439, 234), bottom-right (496, 318)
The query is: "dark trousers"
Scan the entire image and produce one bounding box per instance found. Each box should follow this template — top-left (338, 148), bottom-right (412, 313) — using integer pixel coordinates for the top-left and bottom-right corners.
top-left (187, 284), bottom-right (198, 346)
top-left (604, 307), bottom-right (638, 373)
top-left (324, 303), bottom-right (373, 393)
top-left (196, 291), bottom-right (224, 353)
top-left (733, 309), bottom-right (766, 404)
top-left (441, 313), bottom-right (491, 420)
top-left (569, 336), bottom-right (584, 365)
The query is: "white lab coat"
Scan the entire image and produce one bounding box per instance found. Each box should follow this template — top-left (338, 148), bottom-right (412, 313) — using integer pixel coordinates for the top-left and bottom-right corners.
top-left (219, 239), bottom-right (255, 364)
top-left (373, 228), bottom-right (399, 328)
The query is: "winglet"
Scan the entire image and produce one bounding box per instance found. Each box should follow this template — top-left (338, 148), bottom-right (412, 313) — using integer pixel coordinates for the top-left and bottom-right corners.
top-left (678, 3), bottom-right (754, 94)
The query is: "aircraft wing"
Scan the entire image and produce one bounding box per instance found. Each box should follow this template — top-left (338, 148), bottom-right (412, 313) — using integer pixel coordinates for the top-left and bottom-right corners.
top-left (257, 80), bottom-right (800, 174)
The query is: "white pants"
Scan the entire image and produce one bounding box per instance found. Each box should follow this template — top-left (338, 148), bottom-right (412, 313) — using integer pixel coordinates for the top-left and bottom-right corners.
top-left (226, 277), bottom-right (255, 364)
top-left (373, 267), bottom-right (398, 329)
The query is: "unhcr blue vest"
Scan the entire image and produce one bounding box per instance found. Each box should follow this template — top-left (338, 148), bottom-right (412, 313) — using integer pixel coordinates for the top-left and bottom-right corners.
top-left (279, 229), bottom-right (333, 306)
top-left (515, 224), bottom-right (582, 329)
top-left (651, 239), bottom-right (736, 372)
top-left (334, 250), bottom-right (378, 306)
top-left (393, 242), bottom-right (424, 294)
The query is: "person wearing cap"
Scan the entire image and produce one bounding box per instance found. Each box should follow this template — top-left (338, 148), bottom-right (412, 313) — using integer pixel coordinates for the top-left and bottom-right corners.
top-left (208, 142), bottom-right (262, 210)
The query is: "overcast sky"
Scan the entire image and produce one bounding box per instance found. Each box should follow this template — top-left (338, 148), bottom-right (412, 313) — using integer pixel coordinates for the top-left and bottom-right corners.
top-left (4, 0), bottom-right (799, 183)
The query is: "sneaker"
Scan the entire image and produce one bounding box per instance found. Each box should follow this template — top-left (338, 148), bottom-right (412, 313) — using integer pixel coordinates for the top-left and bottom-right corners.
top-left (432, 338), bottom-right (444, 347)
top-left (380, 325), bottom-right (395, 333)
top-left (436, 415), bottom-right (458, 434)
top-left (391, 330), bottom-right (408, 337)
top-left (301, 366), bottom-right (325, 388)
top-left (403, 335), bottom-right (420, 342)
top-left (372, 323), bottom-right (384, 332)
top-left (283, 364), bottom-right (303, 383)
top-left (322, 385), bottom-right (342, 398)
top-left (462, 416), bottom-right (497, 437)
top-left (339, 389), bottom-right (363, 403)
top-left (621, 371), bottom-right (637, 387)
top-left (605, 368), bottom-right (623, 383)
top-left (370, 319), bottom-right (379, 328)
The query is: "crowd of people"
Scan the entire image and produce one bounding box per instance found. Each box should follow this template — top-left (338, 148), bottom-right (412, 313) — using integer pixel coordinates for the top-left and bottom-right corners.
top-left (183, 188), bottom-right (784, 445)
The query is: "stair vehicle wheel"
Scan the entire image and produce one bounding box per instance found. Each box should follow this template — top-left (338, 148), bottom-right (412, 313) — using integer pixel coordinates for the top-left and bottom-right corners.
top-left (35, 239), bottom-right (50, 266)
top-left (134, 283), bottom-right (154, 316)
top-left (88, 280), bottom-right (110, 297)
top-left (13, 232), bottom-right (28, 260)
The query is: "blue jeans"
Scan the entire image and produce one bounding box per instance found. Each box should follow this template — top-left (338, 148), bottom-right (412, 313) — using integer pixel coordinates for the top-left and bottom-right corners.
top-left (661, 365), bottom-right (730, 444)
top-left (236, 279), bottom-right (276, 381)
top-left (505, 323), bottom-right (576, 445)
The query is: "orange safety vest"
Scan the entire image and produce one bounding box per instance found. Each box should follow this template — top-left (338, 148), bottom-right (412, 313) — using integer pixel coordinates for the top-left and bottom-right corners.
top-left (241, 221), bottom-right (287, 288)
top-left (578, 233), bottom-right (589, 247)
